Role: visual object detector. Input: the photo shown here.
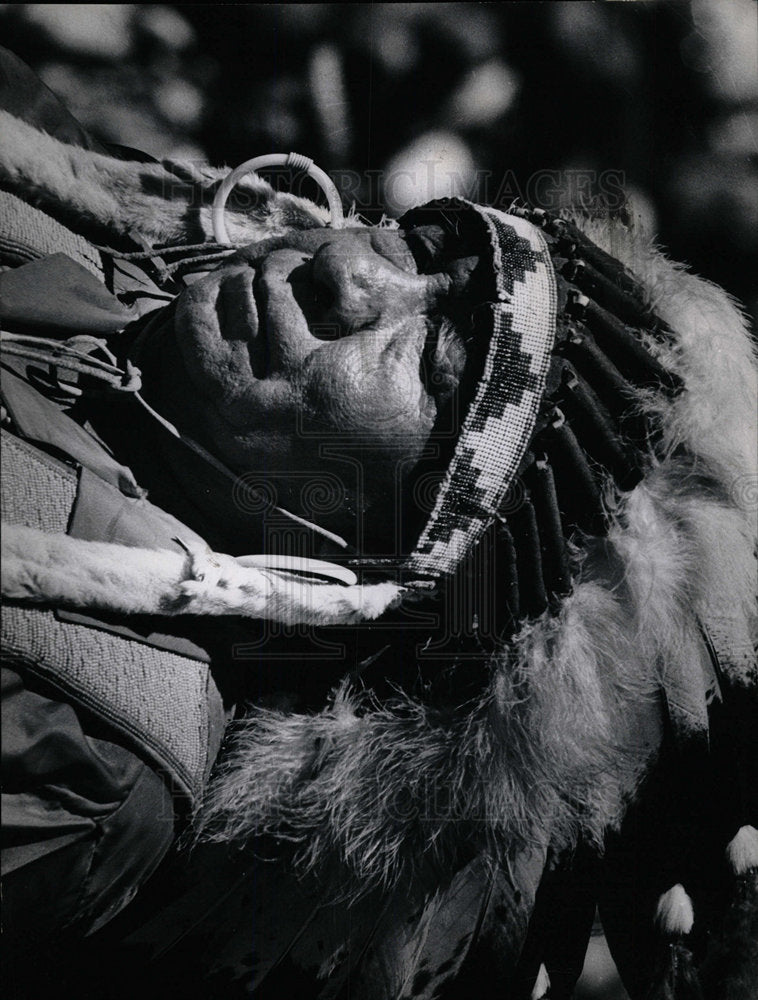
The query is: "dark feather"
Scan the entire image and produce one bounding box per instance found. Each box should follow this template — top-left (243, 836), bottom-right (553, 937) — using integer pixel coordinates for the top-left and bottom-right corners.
top-left (699, 869), bottom-right (758, 1000)
top-left (646, 943), bottom-right (704, 1000)
top-left (434, 846), bottom-right (548, 1000)
top-left (314, 849), bottom-right (545, 1000)
top-left (511, 845), bottom-right (598, 1000)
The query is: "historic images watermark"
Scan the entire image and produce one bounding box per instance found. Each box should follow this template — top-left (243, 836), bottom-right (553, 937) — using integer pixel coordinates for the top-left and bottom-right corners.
top-left (170, 164), bottom-right (629, 219)
top-left (731, 473), bottom-right (758, 512)
top-left (329, 166), bottom-right (629, 217)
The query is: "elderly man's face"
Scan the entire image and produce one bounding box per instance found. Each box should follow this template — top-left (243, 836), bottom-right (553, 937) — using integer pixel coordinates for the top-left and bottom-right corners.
top-left (149, 226), bottom-right (479, 537)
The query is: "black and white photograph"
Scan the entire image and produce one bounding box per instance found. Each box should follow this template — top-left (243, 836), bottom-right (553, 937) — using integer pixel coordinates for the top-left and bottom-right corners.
top-left (1, 3), bottom-right (756, 998)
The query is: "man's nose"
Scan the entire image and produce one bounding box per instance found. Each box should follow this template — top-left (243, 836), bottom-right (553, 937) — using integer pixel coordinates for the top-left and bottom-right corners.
top-left (311, 235), bottom-right (445, 330)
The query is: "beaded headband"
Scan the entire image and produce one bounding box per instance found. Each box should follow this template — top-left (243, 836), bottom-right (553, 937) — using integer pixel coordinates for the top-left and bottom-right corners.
top-left (403, 201), bottom-right (558, 579)
top-left (393, 198), bottom-right (681, 647)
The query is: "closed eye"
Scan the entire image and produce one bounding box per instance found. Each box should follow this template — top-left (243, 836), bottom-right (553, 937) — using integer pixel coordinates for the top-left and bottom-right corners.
top-left (403, 229), bottom-right (446, 274)
top-left (370, 242), bottom-right (419, 276)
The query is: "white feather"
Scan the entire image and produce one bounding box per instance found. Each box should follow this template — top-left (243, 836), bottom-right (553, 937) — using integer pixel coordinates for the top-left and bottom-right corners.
top-left (726, 825), bottom-right (758, 876)
top-left (655, 884), bottom-right (695, 937)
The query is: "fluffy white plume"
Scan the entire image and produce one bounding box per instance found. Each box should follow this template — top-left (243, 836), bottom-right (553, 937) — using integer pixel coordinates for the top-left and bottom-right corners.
top-left (655, 884), bottom-right (695, 937)
top-left (726, 825), bottom-right (758, 876)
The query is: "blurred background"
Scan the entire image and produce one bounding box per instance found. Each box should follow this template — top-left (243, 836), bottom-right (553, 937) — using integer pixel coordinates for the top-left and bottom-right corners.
top-left (0, 4), bottom-right (755, 995)
top-left (1, 1), bottom-right (756, 327)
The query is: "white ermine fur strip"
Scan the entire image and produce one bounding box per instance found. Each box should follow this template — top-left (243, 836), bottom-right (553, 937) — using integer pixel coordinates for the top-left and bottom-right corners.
top-left (1, 527), bottom-right (401, 626)
top-left (726, 825), bottom-right (758, 876)
top-left (655, 884), bottom-right (696, 936)
top-left (531, 965), bottom-right (551, 1000)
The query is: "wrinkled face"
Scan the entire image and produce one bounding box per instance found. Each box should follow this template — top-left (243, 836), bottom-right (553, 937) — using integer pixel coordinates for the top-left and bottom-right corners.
top-left (146, 225), bottom-right (482, 540)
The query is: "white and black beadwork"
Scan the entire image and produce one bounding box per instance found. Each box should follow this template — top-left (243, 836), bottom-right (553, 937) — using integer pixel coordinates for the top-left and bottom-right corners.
top-left (407, 206), bottom-right (557, 579)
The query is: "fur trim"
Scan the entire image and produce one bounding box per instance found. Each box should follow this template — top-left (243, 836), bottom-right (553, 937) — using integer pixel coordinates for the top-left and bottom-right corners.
top-left (194, 575), bottom-right (658, 896)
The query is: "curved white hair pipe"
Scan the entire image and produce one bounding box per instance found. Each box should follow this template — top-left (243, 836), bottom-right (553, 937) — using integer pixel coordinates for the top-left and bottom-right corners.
top-left (211, 151), bottom-right (345, 244)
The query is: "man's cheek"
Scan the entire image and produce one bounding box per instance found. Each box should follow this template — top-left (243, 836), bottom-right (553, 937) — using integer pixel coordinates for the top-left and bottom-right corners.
top-left (302, 352), bottom-right (432, 442)
top-left (173, 284), bottom-right (245, 393)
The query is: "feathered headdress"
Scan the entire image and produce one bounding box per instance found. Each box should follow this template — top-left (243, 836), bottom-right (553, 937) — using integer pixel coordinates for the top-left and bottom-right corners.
top-left (186, 191), bottom-right (756, 995)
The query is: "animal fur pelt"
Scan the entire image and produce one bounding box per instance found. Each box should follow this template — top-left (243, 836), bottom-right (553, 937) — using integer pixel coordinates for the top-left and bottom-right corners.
top-left (0, 528), bottom-right (403, 626)
top-left (0, 108), bottom-right (328, 247)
